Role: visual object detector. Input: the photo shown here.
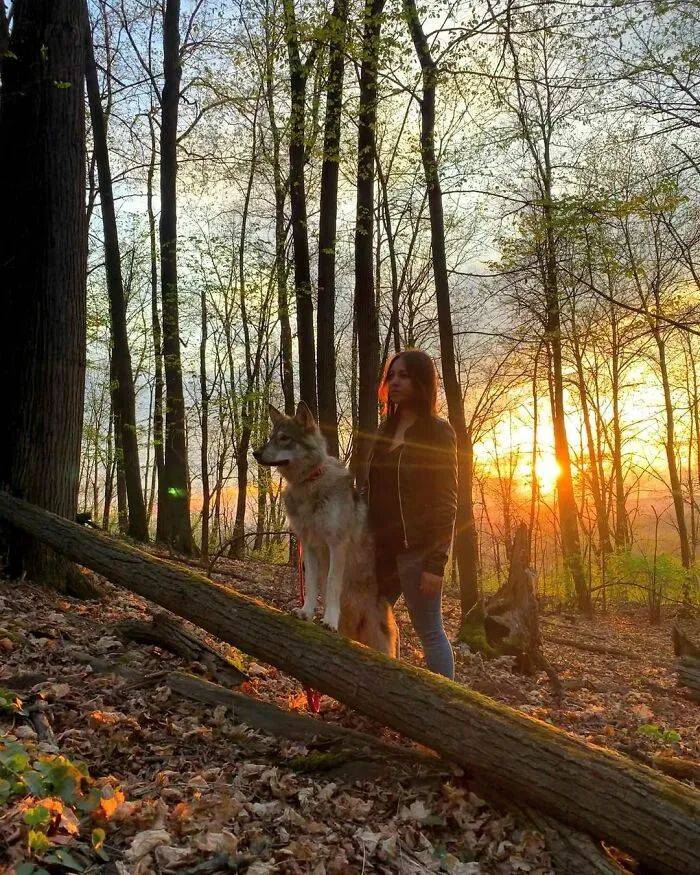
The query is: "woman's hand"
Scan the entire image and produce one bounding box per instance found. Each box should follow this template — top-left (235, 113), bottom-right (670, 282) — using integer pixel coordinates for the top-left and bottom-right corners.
top-left (419, 570), bottom-right (443, 596)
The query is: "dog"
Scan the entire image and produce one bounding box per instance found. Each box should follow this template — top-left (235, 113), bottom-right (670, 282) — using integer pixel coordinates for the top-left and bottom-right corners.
top-left (253, 401), bottom-right (398, 657)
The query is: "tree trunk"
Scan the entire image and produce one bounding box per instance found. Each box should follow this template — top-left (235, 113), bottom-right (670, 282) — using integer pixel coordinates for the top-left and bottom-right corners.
top-left (102, 411), bottom-right (115, 531)
top-left (316, 0), bottom-right (347, 458)
top-left (229, 433), bottom-right (251, 560)
top-left (85, 14), bottom-right (148, 542)
top-left (229, 117), bottom-right (262, 562)
top-left (610, 305), bottom-right (629, 549)
top-left (199, 284), bottom-right (210, 560)
top-left (282, 0), bottom-right (317, 419)
top-left (545, 220), bottom-right (590, 615)
top-left (156, 0), bottom-right (194, 553)
top-left (0, 0), bottom-right (9, 120)
top-left (655, 330), bottom-right (691, 569)
top-left (147, 112), bottom-right (164, 530)
top-left (570, 320), bottom-right (612, 557)
top-left (352, 0), bottom-right (383, 476)
top-left (114, 401), bottom-right (128, 535)
top-left (264, 40), bottom-right (295, 417)
top-left (0, 0), bottom-right (87, 586)
top-left (402, 0), bottom-right (479, 615)
top-left (0, 490), bottom-right (698, 875)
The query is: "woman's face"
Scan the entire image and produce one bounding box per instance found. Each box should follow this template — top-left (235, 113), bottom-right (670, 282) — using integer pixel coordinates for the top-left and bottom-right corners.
top-left (386, 356), bottom-right (415, 407)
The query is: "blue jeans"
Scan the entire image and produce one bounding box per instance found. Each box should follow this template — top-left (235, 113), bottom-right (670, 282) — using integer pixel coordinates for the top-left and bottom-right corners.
top-left (382, 548), bottom-right (454, 680)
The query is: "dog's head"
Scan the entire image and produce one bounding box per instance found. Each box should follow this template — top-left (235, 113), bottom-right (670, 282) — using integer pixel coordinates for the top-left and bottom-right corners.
top-left (253, 401), bottom-right (326, 482)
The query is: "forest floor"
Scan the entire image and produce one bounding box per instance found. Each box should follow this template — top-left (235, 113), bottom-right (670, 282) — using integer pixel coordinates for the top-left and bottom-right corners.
top-left (0, 549), bottom-right (698, 875)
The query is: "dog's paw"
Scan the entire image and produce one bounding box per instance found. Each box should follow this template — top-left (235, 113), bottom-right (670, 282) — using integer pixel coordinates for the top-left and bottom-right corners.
top-left (293, 606), bottom-right (315, 621)
top-left (320, 614), bottom-right (340, 632)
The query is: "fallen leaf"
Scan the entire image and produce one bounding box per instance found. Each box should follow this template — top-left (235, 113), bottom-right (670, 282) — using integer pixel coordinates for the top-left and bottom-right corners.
top-left (125, 829), bottom-right (172, 860)
top-left (155, 844), bottom-right (194, 870)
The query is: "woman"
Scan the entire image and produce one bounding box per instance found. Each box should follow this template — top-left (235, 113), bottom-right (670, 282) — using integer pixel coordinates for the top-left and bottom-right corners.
top-left (363, 349), bottom-right (457, 679)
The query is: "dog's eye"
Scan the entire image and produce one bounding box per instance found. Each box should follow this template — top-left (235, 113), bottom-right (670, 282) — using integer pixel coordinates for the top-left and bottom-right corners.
top-left (279, 434), bottom-right (291, 444)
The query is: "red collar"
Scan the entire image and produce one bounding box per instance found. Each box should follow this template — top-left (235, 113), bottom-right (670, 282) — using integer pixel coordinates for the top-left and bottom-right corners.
top-left (302, 464), bottom-right (326, 483)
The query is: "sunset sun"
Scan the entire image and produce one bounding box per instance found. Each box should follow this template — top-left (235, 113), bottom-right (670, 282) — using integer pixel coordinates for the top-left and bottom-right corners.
top-left (535, 457), bottom-right (561, 494)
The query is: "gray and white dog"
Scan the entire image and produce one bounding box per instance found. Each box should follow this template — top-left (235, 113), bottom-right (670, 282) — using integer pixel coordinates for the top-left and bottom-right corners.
top-left (253, 402), bottom-right (397, 656)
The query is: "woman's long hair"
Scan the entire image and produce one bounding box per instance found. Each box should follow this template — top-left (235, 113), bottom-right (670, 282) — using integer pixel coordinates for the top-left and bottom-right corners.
top-left (378, 349), bottom-right (439, 420)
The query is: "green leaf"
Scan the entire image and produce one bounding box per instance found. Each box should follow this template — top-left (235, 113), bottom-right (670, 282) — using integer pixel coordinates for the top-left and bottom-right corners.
top-left (0, 741), bottom-right (30, 773)
top-left (662, 729), bottom-right (681, 743)
top-left (27, 828), bottom-right (52, 855)
top-left (91, 827), bottom-right (106, 852)
top-left (24, 770), bottom-right (46, 797)
top-left (16, 864), bottom-right (49, 875)
top-left (50, 848), bottom-right (85, 871)
top-left (637, 723), bottom-right (661, 738)
top-left (23, 805), bottom-right (51, 827)
top-left (0, 686), bottom-right (23, 714)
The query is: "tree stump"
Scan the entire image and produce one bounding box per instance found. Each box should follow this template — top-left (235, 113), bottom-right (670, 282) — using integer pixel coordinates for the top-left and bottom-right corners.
top-left (672, 624), bottom-right (700, 702)
top-left (458, 524), bottom-right (560, 692)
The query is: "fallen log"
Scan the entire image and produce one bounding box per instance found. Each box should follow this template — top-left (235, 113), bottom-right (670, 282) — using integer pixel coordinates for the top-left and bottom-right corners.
top-left (168, 672), bottom-right (434, 763)
top-left (544, 635), bottom-right (640, 660)
top-left (79, 653), bottom-right (619, 873)
top-left (483, 788), bottom-right (624, 875)
top-left (115, 610), bottom-right (248, 687)
top-left (1, 492), bottom-right (698, 874)
top-left (71, 649), bottom-right (440, 766)
top-left (652, 755), bottom-right (700, 785)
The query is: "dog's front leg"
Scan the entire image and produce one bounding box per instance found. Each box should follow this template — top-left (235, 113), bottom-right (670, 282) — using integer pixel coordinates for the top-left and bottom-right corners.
top-left (295, 546), bottom-right (319, 620)
top-left (322, 542), bottom-right (347, 630)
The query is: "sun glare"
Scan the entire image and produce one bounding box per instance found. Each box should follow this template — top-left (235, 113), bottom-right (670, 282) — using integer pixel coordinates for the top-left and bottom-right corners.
top-left (535, 457), bottom-right (561, 494)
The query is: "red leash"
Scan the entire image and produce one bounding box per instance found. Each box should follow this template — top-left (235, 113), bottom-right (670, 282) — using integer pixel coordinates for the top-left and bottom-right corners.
top-left (297, 539), bottom-right (322, 714)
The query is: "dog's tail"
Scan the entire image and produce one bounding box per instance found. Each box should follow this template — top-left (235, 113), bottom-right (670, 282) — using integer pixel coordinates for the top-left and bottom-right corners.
top-left (340, 591), bottom-right (398, 658)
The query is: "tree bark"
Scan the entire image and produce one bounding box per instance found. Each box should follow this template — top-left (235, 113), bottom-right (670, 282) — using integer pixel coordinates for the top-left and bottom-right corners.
top-left (85, 14), bottom-right (148, 542)
top-left (263, 37), bottom-right (295, 417)
top-left (1, 490), bottom-right (698, 874)
top-left (351, 0), bottom-right (383, 476)
top-left (655, 330), bottom-right (691, 569)
top-left (282, 0), bottom-right (317, 418)
top-left (610, 304), bottom-right (629, 549)
top-left (0, 0), bottom-right (87, 586)
top-left (0, 0), bottom-right (9, 120)
top-left (199, 284), bottom-right (210, 560)
top-left (402, 0), bottom-right (479, 614)
top-left (147, 112), bottom-right (164, 528)
top-left (545, 220), bottom-right (591, 615)
top-left (116, 610), bottom-right (247, 687)
top-left (316, 0), bottom-right (347, 457)
top-left (156, 0), bottom-right (194, 553)
top-left (570, 319), bottom-right (612, 557)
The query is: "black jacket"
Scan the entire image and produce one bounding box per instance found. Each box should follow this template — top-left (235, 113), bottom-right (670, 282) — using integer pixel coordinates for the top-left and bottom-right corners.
top-left (363, 414), bottom-right (457, 576)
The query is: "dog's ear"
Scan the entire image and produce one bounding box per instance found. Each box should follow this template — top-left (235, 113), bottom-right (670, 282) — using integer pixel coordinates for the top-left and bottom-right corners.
top-left (295, 400), bottom-right (316, 431)
top-left (268, 404), bottom-right (284, 425)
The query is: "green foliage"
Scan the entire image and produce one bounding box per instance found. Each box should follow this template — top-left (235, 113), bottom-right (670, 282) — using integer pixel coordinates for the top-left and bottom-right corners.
top-left (0, 686), bottom-right (24, 716)
top-left (248, 539), bottom-right (289, 565)
top-left (606, 550), bottom-right (688, 603)
top-left (456, 604), bottom-right (497, 657)
top-left (23, 805), bottom-right (51, 828)
top-left (0, 738), bottom-right (118, 865)
top-left (637, 723), bottom-right (682, 744)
